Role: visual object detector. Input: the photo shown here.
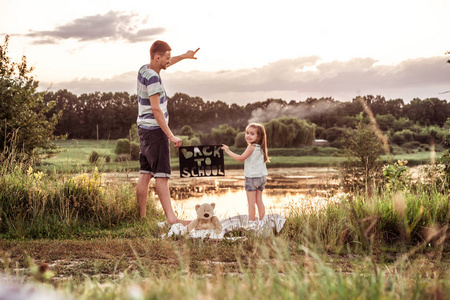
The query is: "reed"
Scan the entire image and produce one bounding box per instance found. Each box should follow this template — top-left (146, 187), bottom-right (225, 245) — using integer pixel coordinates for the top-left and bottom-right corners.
top-left (0, 162), bottom-right (163, 239)
top-left (1, 238), bottom-right (448, 299)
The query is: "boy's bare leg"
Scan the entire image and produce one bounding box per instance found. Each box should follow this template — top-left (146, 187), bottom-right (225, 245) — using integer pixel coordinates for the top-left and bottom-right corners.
top-left (246, 191), bottom-right (257, 221)
top-left (136, 173), bottom-right (152, 218)
top-left (256, 190), bottom-right (265, 220)
top-left (155, 177), bottom-right (190, 225)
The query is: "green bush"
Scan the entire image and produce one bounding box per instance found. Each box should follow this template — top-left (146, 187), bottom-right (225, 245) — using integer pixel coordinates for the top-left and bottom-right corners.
top-left (115, 139), bottom-right (131, 155)
top-left (180, 125), bottom-right (195, 138)
top-left (201, 124), bottom-right (237, 145)
top-left (392, 132), bottom-right (406, 146)
top-left (234, 132), bottom-right (247, 147)
top-left (402, 141), bottom-right (421, 150)
top-left (114, 139), bottom-right (140, 160)
top-left (415, 133), bottom-right (431, 144)
top-left (89, 151), bottom-right (100, 164)
top-left (130, 143), bottom-right (140, 160)
top-left (321, 127), bottom-right (346, 143)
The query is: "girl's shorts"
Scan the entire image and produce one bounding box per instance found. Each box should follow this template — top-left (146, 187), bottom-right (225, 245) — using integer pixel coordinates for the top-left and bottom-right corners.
top-left (244, 176), bottom-right (267, 191)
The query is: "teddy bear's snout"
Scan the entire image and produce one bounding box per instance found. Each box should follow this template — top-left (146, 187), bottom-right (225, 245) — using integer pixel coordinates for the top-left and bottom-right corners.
top-left (203, 213), bottom-right (210, 218)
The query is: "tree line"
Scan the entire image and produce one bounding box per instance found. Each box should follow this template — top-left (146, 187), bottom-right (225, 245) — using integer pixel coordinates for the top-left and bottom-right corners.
top-left (42, 90), bottom-right (450, 140)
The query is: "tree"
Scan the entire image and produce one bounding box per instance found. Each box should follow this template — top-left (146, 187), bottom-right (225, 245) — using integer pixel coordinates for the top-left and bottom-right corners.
top-left (264, 116), bottom-right (315, 148)
top-left (375, 114), bottom-right (396, 131)
top-left (0, 35), bottom-right (60, 164)
top-left (340, 114), bottom-right (384, 192)
top-left (201, 124), bottom-right (237, 146)
top-left (180, 125), bottom-right (195, 138)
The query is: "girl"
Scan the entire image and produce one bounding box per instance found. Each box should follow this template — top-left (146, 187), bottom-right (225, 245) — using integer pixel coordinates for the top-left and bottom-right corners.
top-left (222, 123), bottom-right (269, 221)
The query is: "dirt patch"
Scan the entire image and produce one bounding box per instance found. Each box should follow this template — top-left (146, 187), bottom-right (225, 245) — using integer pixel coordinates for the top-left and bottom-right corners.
top-left (2, 239), bottom-right (449, 282)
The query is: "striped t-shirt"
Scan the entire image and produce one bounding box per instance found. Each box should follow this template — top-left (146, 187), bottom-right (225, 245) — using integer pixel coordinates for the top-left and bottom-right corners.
top-left (136, 65), bottom-right (168, 129)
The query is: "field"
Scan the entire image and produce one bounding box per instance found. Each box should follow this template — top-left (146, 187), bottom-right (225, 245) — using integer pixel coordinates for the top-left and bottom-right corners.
top-left (38, 139), bottom-right (441, 173)
top-left (1, 139), bottom-right (449, 299)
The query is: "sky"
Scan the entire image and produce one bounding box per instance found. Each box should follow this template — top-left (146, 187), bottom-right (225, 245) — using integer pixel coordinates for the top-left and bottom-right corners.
top-left (1, 0), bottom-right (449, 105)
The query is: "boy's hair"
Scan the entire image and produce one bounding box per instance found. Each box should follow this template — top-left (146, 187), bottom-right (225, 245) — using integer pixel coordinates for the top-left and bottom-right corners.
top-left (246, 123), bottom-right (270, 163)
top-left (150, 40), bottom-right (172, 60)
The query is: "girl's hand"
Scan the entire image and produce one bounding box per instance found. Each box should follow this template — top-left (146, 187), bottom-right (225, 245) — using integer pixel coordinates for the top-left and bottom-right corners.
top-left (221, 144), bottom-right (229, 153)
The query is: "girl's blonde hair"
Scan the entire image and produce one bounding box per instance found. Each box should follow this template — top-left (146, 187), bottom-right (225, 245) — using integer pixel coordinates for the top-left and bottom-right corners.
top-left (246, 123), bottom-right (270, 163)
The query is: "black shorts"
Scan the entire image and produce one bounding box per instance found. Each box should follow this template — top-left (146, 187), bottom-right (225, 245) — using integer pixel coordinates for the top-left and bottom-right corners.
top-left (138, 127), bottom-right (171, 178)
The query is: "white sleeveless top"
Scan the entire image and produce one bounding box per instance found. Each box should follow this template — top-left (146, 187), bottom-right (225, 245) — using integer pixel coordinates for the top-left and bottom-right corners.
top-left (244, 144), bottom-right (268, 178)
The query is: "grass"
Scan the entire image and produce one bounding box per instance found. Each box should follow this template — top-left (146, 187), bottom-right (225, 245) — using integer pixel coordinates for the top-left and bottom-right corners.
top-left (2, 139), bottom-right (449, 299)
top-left (40, 139), bottom-right (140, 173)
top-left (38, 139), bottom-right (443, 173)
top-left (1, 237), bottom-right (449, 299)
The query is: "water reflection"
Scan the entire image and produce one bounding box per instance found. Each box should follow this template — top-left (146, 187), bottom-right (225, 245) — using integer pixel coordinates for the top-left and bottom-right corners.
top-left (167, 167), bottom-right (340, 219)
top-left (171, 188), bottom-right (341, 220)
top-left (103, 167), bottom-right (341, 219)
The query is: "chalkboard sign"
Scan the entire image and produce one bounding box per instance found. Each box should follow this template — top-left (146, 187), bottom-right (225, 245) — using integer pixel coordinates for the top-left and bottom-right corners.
top-left (179, 145), bottom-right (225, 178)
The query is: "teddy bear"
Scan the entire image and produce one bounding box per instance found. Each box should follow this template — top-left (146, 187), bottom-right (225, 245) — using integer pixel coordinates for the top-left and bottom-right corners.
top-left (186, 203), bottom-right (223, 234)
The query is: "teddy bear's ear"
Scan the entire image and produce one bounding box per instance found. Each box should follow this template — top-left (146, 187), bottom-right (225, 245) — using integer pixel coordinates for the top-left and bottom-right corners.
top-left (195, 204), bottom-right (201, 211)
top-left (210, 203), bottom-right (215, 209)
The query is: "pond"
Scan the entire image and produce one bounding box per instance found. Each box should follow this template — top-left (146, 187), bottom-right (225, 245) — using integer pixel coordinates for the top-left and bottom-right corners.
top-left (103, 167), bottom-right (342, 219)
top-left (154, 167), bottom-right (340, 219)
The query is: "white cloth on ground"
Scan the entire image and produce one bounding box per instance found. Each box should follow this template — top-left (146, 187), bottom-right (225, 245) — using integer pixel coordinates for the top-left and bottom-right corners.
top-left (165, 214), bottom-right (286, 240)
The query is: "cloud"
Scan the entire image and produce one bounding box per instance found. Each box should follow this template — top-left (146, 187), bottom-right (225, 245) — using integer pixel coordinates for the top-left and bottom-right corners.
top-left (18, 11), bottom-right (164, 44)
top-left (41, 71), bottom-right (137, 94)
top-left (42, 55), bottom-right (450, 104)
top-left (165, 56), bottom-right (449, 94)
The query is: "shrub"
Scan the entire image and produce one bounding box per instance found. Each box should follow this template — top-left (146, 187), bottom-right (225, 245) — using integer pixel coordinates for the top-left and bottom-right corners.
top-left (114, 154), bottom-right (131, 162)
top-left (392, 132), bottom-right (406, 146)
top-left (202, 124), bottom-right (238, 146)
top-left (234, 132), bottom-right (247, 147)
top-left (340, 116), bottom-right (384, 192)
top-left (321, 127), bottom-right (346, 143)
top-left (435, 149), bottom-right (450, 190)
top-left (114, 139), bottom-right (139, 160)
top-left (89, 151), bottom-right (100, 164)
top-left (180, 125), bottom-right (195, 138)
top-left (402, 141), bottom-right (421, 150)
top-left (130, 143), bottom-right (140, 160)
top-left (0, 166), bottom-right (153, 239)
top-left (415, 133), bottom-right (432, 144)
top-left (62, 167), bottom-right (104, 220)
top-left (115, 139), bottom-right (131, 155)
top-left (382, 159), bottom-right (410, 191)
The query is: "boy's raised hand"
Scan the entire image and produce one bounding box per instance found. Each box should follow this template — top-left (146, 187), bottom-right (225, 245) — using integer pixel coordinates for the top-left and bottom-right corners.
top-left (184, 48), bottom-right (200, 59)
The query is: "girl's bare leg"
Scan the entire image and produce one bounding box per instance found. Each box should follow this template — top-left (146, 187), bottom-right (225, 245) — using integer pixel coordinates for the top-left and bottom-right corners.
top-left (246, 191), bottom-right (257, 221)
top-left (256, 189), bottom-right (265, 220)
